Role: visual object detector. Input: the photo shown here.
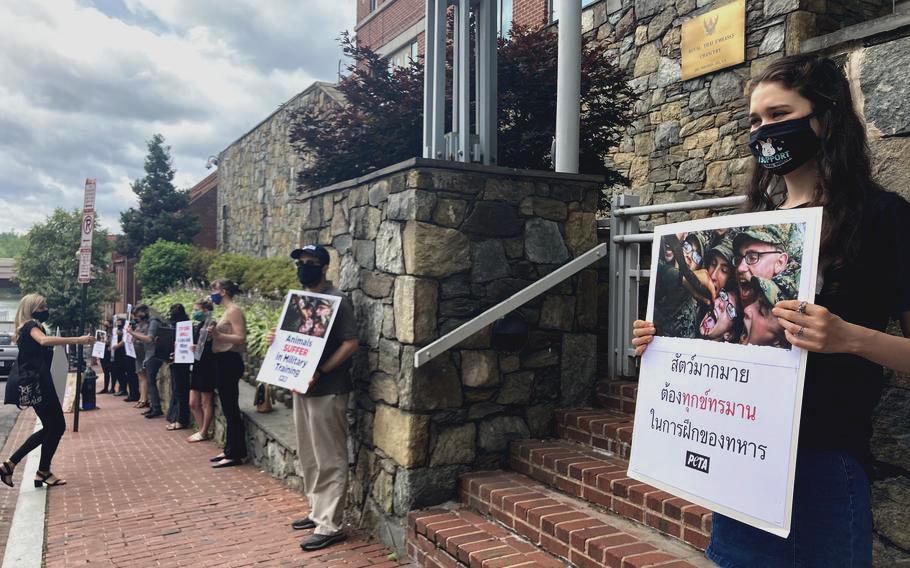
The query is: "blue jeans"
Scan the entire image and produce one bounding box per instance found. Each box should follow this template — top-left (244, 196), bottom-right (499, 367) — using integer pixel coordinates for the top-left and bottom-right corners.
top-left (145, 357), bottom-right (165, 413)
top-left (707, 450), bottom-right (872, 568)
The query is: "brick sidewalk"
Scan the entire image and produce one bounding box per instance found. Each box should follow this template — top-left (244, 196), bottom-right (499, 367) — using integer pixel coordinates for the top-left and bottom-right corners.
top-left (41, 390), bottom-right (407, 568)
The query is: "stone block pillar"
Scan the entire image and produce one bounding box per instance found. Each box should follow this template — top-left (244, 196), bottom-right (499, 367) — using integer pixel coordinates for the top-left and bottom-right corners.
top-left (291, 158), bottom-right (602, 550)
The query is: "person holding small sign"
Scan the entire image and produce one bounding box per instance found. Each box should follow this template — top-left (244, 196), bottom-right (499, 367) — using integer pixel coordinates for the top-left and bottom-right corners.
top-left (266, 244), bottom-right (359, 552)
top-left (165, 304), bottom-right (192, 431)
top-left (634, 55), bottom-right (910, 567)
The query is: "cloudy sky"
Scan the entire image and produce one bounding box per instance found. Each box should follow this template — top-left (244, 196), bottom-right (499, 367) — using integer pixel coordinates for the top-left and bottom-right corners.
top-left (0, 0), bottom-right (354, 234)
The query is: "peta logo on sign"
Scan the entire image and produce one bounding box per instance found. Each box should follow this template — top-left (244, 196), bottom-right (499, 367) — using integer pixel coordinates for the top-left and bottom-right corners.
top-left (685, 451), bottom-right (711, 474)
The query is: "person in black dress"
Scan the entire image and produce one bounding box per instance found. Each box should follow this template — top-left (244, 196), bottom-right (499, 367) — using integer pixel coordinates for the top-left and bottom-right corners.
top-left (0, 294), bottom-right (93, 488)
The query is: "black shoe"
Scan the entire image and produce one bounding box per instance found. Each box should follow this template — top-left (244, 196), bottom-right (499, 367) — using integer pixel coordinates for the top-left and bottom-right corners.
top-left (145, 410), bottom-right (163, 418)
top-left (114, 392), bottom-right (127, 397)
top-left (141, 410), bottom-right (152, 416)
top-left (212, 458), bottom-right (243, 469)
top-left (300, 532), bottom-right (346, 551)
top-left (99, 389), bottom-right (109, 394)
top-left (124, 397), bottom-right (139, 402)
top-left (291, 517), bottom-right (316, 530)
top-left (209, 454), bottom-right (226, 462)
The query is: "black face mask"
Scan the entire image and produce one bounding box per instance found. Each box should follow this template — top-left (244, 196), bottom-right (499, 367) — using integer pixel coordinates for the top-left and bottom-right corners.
top-left (748, 112), bottom-right (819, 176)
top-left (32, 310), bottom-right (49, 323)
top-left (297, 264), bottom-right (324, 288)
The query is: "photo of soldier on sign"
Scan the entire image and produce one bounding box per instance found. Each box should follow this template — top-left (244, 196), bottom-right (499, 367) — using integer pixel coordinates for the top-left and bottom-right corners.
top-left (654, 223), bottom-right (805, 349)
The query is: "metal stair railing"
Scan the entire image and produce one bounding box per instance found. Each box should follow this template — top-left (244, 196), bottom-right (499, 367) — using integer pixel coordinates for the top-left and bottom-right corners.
top-left (414, 242), bottom-right (607, 368)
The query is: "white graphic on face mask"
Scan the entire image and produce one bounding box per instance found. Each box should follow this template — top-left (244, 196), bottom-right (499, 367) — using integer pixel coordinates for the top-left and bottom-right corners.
top-left (759, 139), bottom-right (776, 157)
top-left (755, 138), bottom-right (791, 167)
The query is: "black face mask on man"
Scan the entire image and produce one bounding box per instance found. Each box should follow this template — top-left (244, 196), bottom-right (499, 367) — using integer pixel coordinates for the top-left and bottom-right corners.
top-left (32, 309), bottom-right (50, 323)
top-left (748, 112), bottom-right (819, 176)
top-left (297, 264), bottom-right (323, 288)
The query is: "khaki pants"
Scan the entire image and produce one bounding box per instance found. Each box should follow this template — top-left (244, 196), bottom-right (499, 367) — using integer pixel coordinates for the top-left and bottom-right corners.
top-left (293, 392), bottom-right (350, 535)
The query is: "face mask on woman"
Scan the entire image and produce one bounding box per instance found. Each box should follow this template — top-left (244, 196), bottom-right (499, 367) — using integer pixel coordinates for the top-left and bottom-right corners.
top-left (748, 112), bottom-right (819, 176)
top-left (191, 310), bottom-right (205, 323)
top-left (210, 293), bottom-right (222, 305)
top-left (32, 309), bottom-right (49, 323)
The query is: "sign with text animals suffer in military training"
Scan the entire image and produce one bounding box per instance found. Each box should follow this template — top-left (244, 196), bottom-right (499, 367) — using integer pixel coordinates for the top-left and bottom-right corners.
top-left (628, 207), bottom-right (823, 537)
top-left (255, 290), bottom-right (341, 393)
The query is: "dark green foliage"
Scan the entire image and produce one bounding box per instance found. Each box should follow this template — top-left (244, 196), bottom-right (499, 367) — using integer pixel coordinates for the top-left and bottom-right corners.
top-left (240, 257), bottom-right (298, 299)
top-left (119, 134), bottom-right (199, 258)
top-left (206, 253), bottom-right (255, 290)
top-left (0, 232), bottom-right (27, 258)
top-left (135, 240), bottom-right (193, 295)
top-left (185, 247), bottom-right (218, 285)
top-left (289, 25), bottom-right (635, 208)
top-left (16, 209), bottom-right (117, 333)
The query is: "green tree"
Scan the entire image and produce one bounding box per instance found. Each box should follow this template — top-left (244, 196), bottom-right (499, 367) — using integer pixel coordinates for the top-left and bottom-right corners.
top-left (135, 240), bottom-right (193, 294)
top-left (16, 209), bottom-right (117, 333)
top-left (0, 232), bottom-right (27, 258)
top-left (119, 134), bottom-right (199, 258)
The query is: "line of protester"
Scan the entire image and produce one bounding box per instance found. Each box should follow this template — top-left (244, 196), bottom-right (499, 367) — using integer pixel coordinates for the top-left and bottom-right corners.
top-left (93, 280), bottom-right (247, 468)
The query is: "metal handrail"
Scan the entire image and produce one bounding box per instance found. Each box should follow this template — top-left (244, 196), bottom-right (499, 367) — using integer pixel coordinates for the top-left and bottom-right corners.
top-left (414, 242), bottom-right (607, 368)
top-left (613, 195), bottom-right (746, 217)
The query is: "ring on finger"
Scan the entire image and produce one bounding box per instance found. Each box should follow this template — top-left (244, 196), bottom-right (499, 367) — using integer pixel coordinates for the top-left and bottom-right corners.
top-left (796, 326), bottom-right (805, 337)
top-left (797, 301), bottom-right (808, 314)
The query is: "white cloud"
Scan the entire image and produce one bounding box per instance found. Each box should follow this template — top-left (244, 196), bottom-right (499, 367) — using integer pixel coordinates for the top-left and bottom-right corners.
top-left (0, 0), bottom-right (355, 234)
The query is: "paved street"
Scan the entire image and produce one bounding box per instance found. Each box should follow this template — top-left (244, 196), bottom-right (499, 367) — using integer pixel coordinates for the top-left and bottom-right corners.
top-left (0, 384), bottom-right (405, 567)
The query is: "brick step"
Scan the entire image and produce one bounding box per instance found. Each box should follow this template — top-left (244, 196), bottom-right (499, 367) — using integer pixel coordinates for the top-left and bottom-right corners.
top-left (556, 408), bottom-right (635, 459)
top-left (595, 380), bottom-right (638, 414)
top-left (459, 470), bottom-right (713, 568)
top-left (510, 439), bottom-right (711, 552)
top-left (408, 507), bottom-right (567, 568)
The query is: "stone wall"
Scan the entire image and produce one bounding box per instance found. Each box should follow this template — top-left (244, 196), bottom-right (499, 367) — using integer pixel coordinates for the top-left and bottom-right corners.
top-left (216, 81), bottom-right (343, 258)
top-left (276, 158), bottom-right (601, 550)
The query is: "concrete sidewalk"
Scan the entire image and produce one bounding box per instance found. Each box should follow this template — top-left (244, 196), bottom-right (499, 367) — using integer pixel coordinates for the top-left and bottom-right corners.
top-left (38, 389), bottom-right (406, 567)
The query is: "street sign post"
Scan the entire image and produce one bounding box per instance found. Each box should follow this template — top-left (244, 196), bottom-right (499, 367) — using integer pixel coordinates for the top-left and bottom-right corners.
top-left (74, 178), bottom-right (96, 432)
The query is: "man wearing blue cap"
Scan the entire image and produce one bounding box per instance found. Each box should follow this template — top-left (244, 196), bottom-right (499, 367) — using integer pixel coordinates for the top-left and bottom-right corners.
top-left (268, 244), bottom-right (359, 551)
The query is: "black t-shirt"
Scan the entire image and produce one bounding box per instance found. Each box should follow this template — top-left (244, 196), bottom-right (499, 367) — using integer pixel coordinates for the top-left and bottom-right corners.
top-left (796, 190), bottom-right (910, 470)
top-left (17, 321), bottom-right (55, 394)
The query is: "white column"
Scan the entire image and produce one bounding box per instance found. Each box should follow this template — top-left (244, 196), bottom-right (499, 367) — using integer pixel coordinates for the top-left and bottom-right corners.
top-left (554, 0), bottom-right (581, 173)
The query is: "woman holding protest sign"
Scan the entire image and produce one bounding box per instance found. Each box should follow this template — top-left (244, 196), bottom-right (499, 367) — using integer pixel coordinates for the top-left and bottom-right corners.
top-left (207, 280), bottom-right (247, 468)
top-left (187, 298), bottom-right (216, 442)
top-left (165, 303), bottom-right (191, 431)
top-left (633, 55), bottom-right (910, 566)
top-left (0, 294), bottom-right (93, 488)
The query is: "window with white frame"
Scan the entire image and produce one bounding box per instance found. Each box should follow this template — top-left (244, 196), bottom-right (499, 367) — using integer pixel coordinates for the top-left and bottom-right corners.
top-left (549, 0), bottom-right (598, 23)
top-left (388, 40), bottom-right (418, 69)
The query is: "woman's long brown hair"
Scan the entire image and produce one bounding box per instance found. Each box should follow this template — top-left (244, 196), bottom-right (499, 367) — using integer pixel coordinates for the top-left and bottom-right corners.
top-left (746, 55), bottom-right (882, 282)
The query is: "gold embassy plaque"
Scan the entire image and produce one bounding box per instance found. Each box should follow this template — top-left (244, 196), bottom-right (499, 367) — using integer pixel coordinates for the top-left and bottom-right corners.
top-left (681, 0), bottom-right (746, 81)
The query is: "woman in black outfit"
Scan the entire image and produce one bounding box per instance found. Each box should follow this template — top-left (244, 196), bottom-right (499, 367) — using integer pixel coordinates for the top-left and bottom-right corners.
top-left (98, 321), bottom-right (114, 394)
top-left (633, 55), bottom-right (910, 567)
top-left (165, 303), bottom-right (192, 430)
top-left (208, 279), bottom-right (247, 469)
top-left (0, 294), bottom-right (93, 488)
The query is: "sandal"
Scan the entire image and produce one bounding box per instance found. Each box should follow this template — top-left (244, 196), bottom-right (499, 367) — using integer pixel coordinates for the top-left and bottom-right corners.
top-left (187, 432), bottom-right (209, 443)
top-left (134, 401), bottom-right (149, 409)
top-left (166, 423), bottom-right (186, 431)
top-left (34, 471), bottom-right (66, 488)
top-left (0, 460), bottom-right (15, 488)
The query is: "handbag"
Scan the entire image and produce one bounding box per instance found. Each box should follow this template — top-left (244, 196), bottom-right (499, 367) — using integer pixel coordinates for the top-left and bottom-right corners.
top-left (14, 364), bottom-right (44, 409)
top-left (254, 383), bottom-right (272, 413)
